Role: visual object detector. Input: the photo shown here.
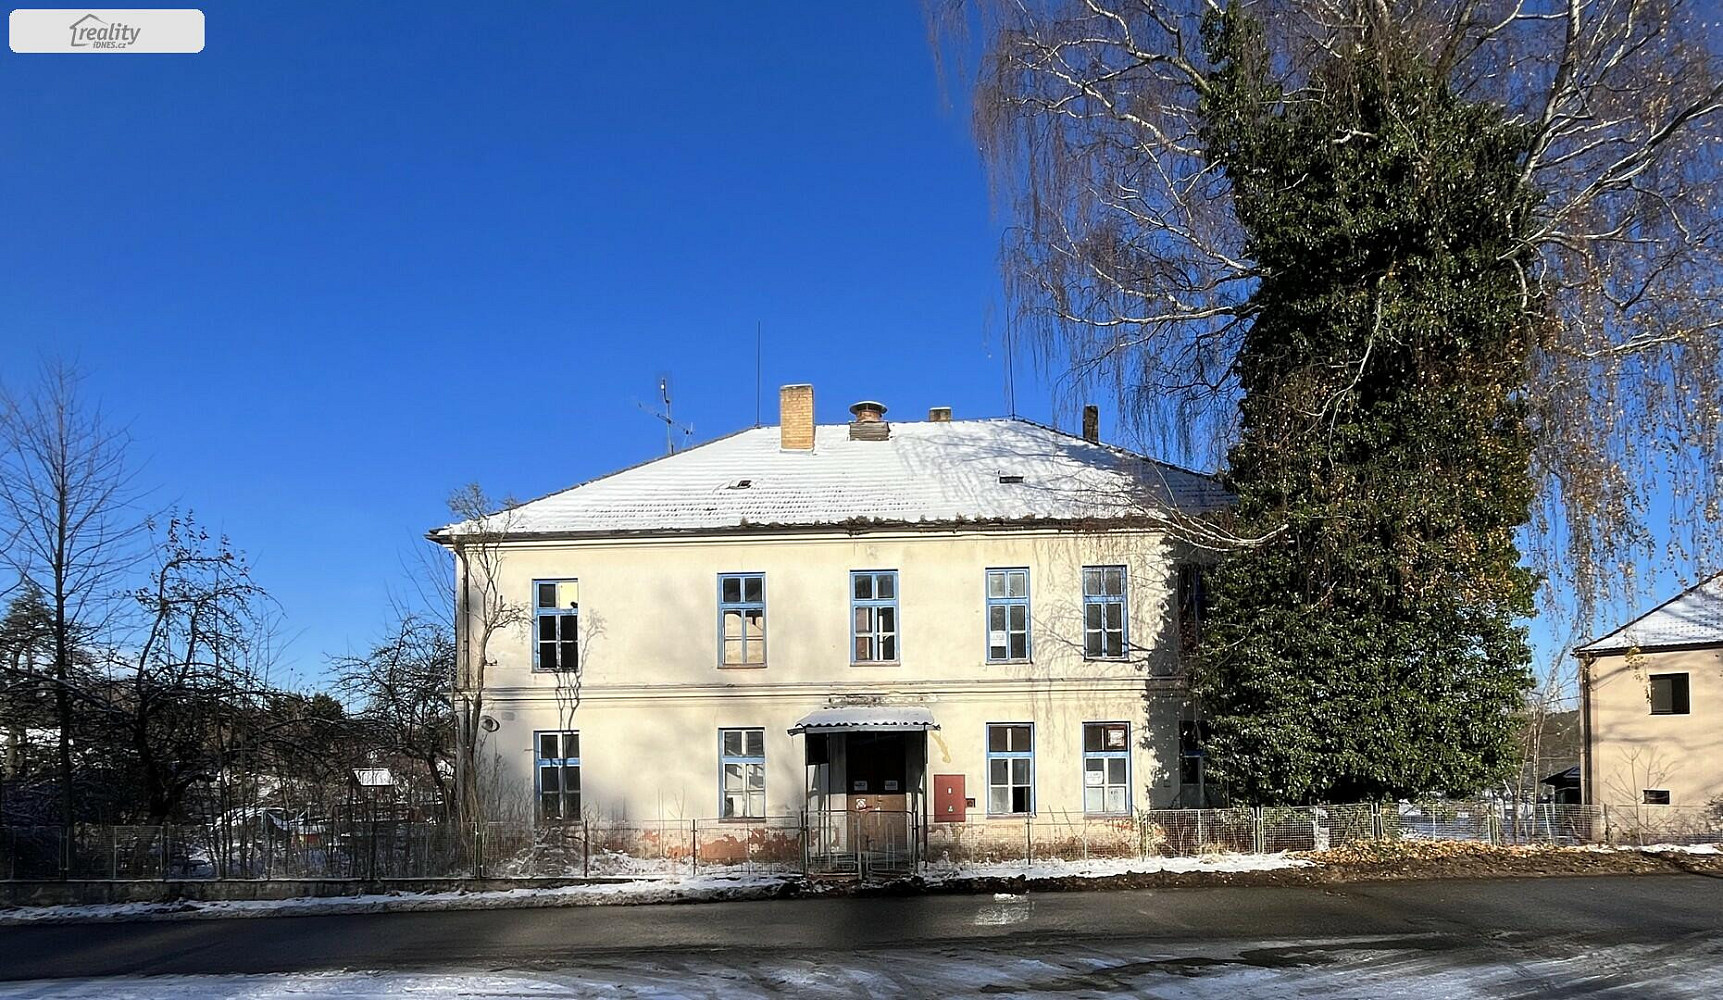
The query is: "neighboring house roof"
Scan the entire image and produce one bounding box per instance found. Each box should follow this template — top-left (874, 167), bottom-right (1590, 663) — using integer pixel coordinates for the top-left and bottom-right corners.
top-left (352, 768), bottom-right (395, 787)
top-left (431, 418), bottom-right (1227, 540)
top-left (1578, 572), bottom-right (1723, 653)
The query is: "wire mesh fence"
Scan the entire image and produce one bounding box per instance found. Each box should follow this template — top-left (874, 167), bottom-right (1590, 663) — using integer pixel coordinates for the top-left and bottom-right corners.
top-left (5, 800), bottom-right (1719, 882)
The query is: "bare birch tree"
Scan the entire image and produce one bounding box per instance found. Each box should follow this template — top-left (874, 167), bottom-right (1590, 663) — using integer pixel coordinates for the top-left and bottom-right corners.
top-left (929, 0), bottom-right (1723, 644)
top-left (441, 484), bottom-right (528, 828)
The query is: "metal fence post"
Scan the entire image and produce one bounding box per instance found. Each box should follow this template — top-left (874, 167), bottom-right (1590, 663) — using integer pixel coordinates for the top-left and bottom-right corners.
top-left (1252, 806), bottom-right (1265, 855)
top-left (690, 819), bottom-right (698, 876)
top-left (581, 820), bottom-right (590, 878)
top-left (1024, 817), bottom-right (1032, 868)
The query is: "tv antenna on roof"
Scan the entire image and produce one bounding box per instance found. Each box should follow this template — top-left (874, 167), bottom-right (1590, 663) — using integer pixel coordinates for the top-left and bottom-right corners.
top-left (639, 376), bottom-right (694, 455)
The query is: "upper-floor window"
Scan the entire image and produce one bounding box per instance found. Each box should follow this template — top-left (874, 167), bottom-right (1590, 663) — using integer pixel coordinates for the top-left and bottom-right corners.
top-left (534, 579), bottom-right (579, 672)
top-left (985, 568), bottom-right (1031, 661)
top-left (986, 723), bottom-right (1034, 814)
top-left (719, 728), bottom-right (766, 818)
top-left (718, 573), bottom-right (766, 666)
top-left (1644, 789), bottom-right (1672, 805)
top-left (851, 570), bottom-right (899, 663)
top-left (1083, 722), bottom-right (1131, 814)
top-left (1650, 673), bottom-right (1691, 715)
top-left (1082, 566), bottom-right (1127, 659)
top-left (1177, 565), bottom-right (1206, 656)
top-left (535, 730), bottom-right (580, 822)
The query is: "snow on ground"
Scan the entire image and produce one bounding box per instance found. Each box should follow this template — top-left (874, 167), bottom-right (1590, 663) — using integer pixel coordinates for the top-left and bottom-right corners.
top-left (1628, 843), bottom-right (1720, 854)
top-left (0, 872), bottom-right (796, 926)
top-left (6, 934), bottom-right (1723, 999)
top-left (921, 851), bottom-right (1313, 883)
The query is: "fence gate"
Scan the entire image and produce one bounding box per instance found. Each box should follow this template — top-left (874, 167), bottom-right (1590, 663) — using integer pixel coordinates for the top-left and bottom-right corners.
top-left (805, 810), bottom-right (919, 880)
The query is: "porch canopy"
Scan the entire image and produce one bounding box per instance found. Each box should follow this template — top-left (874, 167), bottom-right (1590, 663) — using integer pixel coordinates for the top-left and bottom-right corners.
top-left (787, 706), bottom-right (939, 735)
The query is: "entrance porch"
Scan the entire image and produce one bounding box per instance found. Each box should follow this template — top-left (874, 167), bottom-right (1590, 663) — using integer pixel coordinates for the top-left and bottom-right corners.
top-left (789, 706), bottom-right (936, 877)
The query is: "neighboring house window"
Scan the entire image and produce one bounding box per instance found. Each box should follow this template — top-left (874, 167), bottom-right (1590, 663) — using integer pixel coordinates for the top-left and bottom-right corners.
top-left (851, 570), bottom-right (899, 662)
top-left (1082, 566), bottom-right (1127, 659)
top-left (718, 573), bottom-right (766, 666)
top-left (1643, 789), bottom-right (1671, 805)
top-left (986, 723), bottom-right (1034, 815)
top-left (1649, 673), bottom-right (1691, 715)
top-left (1083, 722), bottom-right (1131, 814)
top-left (985, 569), bottom-right (1031, 661)
top-left (535, 731), bottom-right (580, 821)
top-left (1177, 565), bottom-right (1206, 656)
top-left (720, 728), bottom-right (765, 818)
top-left (534, 579), bottom-right (580, 672)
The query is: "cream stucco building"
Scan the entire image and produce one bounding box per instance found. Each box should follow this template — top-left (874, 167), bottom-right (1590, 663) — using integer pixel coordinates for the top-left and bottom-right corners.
top-left (432, 386), bottom-right (1226, 838)
top-left (1579, 573), bottom-right (1723, 809)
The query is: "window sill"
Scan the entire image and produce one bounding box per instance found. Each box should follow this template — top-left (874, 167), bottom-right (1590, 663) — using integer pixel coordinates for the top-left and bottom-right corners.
top-left (1084, 812), bottom-right (1134, 820)
top-left (987, 659), bottom-right (1034, 666)
top-left (985, 813), bottom-right (1036, 820)
top-left (1081, 656), bottom-right (1132, 663)
top-left (531, 668), bottom-right (581, 675)
top-left (718, 663), bottom-right (768, 670)
top-left (850, 660), bottom-right (902, 668)
top-left (715, 816), bottom-right (770, 823)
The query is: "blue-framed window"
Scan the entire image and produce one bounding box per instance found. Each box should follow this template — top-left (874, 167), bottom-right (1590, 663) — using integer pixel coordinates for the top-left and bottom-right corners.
top-left (1081, 566), bottom-right (1127, 659)
top-left (851, 570), bottom-right (899, 662)
top-left (535, 730), bottom-right (580, 822)
top-left (719, 728), bottom-right (766, 818)
top-left (1083, 722), bottom-right (1131, 814)
top-left (986, 723), bottom-right (1034, 815)
top-left (533, 579), bottom-right (580, 672)
top-left (985, 568), bottom-right (1031, 661)
top-left (718, 573), bottom-right (766, 666)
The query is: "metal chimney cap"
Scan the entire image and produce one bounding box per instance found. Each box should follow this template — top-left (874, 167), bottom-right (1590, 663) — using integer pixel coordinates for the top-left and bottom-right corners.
top-left (849, 401), bottom-right (888, 422)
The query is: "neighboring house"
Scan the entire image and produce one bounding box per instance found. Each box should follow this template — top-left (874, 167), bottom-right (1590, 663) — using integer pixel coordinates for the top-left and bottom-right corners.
top-left (1578, 572), bottom-right (1723, 809)
top-left (430, 385), bottom-right (1227, 831)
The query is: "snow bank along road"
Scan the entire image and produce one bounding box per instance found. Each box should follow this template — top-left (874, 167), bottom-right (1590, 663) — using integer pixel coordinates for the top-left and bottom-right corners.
top-left (3, 874), bottom-right (1723, 996)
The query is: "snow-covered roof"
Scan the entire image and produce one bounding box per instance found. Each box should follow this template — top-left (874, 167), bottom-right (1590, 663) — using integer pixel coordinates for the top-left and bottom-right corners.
top-left (788, 705), bottom-right (940, 735)
top-left (1579, 572), bottom-right (1723, 653)
top-left (432, 418), bottom-right (1226, 540)
top-left (352, 768), bottom-right (395, 787)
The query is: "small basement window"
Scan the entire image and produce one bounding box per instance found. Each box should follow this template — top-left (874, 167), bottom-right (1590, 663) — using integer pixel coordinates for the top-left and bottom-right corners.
top-left (998, 473), bottom-right (1024, 484)
top-left (1643, 789), bottom-right (1671, 805)
top-left (1649, 673), bottom-right (1691, 715)
top-left (726, 478), bottom-right (753, 490)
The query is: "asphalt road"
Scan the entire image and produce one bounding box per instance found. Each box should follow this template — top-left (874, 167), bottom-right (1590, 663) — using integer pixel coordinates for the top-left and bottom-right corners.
top-left (3, 873), bottom-right (1722, 988)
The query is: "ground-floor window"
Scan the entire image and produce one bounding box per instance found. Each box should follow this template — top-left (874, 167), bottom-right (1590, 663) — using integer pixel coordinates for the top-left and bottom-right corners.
top-left (1083, 722), bottom-right (1130, 814)
top-left (535, 731), bottom-right (580, 821)
top-left (1643, 789), bottom-right (1671, 805)
top-left (720, 727), bottom-right (766, 818)
top-left (986, 723), bottom-right (1034, 815)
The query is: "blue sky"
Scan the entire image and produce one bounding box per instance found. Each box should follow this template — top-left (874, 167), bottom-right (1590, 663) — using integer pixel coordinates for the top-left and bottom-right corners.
top-left (0, 3), bottom-right (1681, 687)
top-left (1, 3), bottom-right (1058, 681)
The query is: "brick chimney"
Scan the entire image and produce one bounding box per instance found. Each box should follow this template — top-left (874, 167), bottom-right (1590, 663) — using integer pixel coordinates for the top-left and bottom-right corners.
top-left (928, 406), bottom-right (952, 422)
top-left (780, 384), bottom-right (814, 451)
top-left (1082, 405), bottom-right (1100, 443)
top-left (848, 401), bottom-right (889, 441)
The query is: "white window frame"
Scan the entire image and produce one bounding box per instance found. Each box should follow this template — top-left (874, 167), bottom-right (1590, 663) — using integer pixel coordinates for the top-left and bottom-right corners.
top-left (719, 727), bottom-right (766, 818)
top-left (985, 722), bottom-right (1034, 815)
top-left (1082, 722), bottom-right (1131, 815)
top-left (534, 730), bottom-right (580, 823)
